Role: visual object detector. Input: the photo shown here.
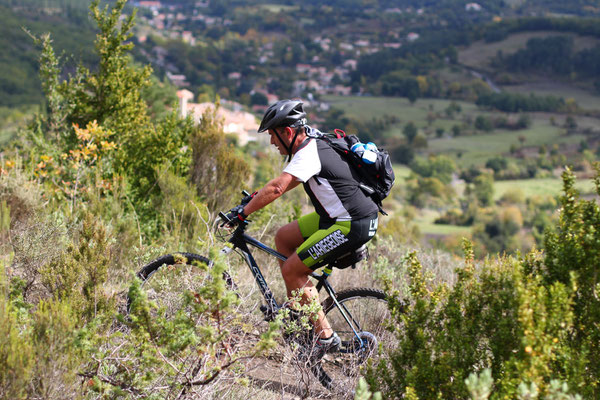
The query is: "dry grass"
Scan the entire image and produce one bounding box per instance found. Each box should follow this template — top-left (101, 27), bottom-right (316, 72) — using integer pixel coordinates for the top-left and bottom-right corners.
top-left (129, 222), bottom-right (462, 399)
top-left (0, 173), bottom-right (462, 400)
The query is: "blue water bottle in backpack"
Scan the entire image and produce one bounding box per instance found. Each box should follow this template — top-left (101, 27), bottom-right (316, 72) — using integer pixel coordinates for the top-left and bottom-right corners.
top-left (351, 142), bottom-right (377, 164)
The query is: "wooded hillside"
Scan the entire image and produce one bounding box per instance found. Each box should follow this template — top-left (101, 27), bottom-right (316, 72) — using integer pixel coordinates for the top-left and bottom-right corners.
top-left (1, 2), bottom-right (599, 398)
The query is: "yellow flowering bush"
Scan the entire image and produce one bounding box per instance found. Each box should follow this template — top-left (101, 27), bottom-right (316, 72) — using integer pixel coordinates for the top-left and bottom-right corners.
top-left (34, 120), bottom-right (117, 206)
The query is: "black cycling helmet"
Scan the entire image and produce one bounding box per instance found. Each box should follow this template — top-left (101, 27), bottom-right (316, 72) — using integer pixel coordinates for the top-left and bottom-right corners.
top-left (259, 99), bottom-right (307, 162)
top-left (258, 100), bottom-right (307, 133)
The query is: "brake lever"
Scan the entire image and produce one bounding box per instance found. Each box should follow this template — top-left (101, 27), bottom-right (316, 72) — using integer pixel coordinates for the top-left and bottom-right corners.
top-left (240, 190), bottom-right (258, 206)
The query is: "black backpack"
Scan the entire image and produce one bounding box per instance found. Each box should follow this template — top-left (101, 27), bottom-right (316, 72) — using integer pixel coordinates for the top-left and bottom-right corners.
top-left (318, 129), bottom-right (395, 215)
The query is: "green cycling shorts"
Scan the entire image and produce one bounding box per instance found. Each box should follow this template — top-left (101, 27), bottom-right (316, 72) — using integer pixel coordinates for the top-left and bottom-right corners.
top-left (296, 212), bottom-right (378, 270)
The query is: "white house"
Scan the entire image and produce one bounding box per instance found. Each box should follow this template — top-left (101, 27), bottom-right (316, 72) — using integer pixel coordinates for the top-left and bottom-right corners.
top-left (466, 3), bottom-right (482, 11)
top-left (167, 72), bottom-right (188, 87)
top-left (384, 42), bottom-right (402, 49)
top-left (296, 64), bottom-right (312, 74)
top-left (407, 32), bottom-right (420, 42)
top-left (343, 59), bottom-right (358, 70)
top-left (193, 104), bottom-right (258, 146)
top-left (176, 91), bottom-right (259, 145)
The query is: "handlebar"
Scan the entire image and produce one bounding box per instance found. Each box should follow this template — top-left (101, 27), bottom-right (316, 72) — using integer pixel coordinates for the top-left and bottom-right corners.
top-left (217, 211), bottom-right (231, 224)
top-left (218, 190), bottom-right (255, 229)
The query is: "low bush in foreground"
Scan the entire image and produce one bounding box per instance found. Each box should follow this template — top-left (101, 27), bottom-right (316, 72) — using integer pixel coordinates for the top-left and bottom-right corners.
top-left (364, 167), bottom-right (600, 399)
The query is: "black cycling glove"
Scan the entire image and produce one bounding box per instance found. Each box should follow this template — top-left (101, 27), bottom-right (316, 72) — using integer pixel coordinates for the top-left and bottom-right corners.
top-left (223, 205), bottom-right (248, 228)
top-left (222, 190), bottom-right (257, 228)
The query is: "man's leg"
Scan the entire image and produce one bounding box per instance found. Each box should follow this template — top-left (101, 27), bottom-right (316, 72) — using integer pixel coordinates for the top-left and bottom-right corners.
top-left (274, 221), bottom-right (304, 262)
top-left (275, 222), bottom-right (333, 339)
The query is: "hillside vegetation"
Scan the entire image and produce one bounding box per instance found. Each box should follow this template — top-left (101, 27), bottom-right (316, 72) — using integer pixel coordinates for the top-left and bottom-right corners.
top-left (1, 1), bottom-right (600, 399)
top-left (0, 0), bottom-right (97, 107)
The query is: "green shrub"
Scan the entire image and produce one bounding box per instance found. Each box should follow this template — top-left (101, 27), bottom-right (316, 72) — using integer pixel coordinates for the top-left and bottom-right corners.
top-left (542, 165), bottom-right (600, 396)
top-left (364, 167), bottom-right (600, 398)
top-left (31, 0), bottom-right (195, 234)
top-left (365, 227), bottom-right (591, 398)
top-left (156, 169), bottom-right (209, 248)
top-left (0, 260), bottom-right (33, 399)
top-left (0, 260), bottom-right (86, 399)
top-left (190, 103), bottom-right (250, 212)
top-left (40, 212), bottom-right (114, 319)
top-left (82, 250), bottom-right (281, 397)
top-left (499, 188), bottom-right (525, 205)
top-left (471, 206), bottom-right (524, 256)
top-left (472, 173), bottom-right (495, 207)
top-left (475, 115), bottom-right (494, 132)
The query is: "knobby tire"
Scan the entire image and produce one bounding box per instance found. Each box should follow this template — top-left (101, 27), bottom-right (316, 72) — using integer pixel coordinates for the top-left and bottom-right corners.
top-left (127, 252), bottom-right (236, 313)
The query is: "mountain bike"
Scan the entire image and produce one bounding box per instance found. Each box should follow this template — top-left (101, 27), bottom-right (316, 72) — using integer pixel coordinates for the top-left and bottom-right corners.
top-left (129, 191), bottom-right (395, 394)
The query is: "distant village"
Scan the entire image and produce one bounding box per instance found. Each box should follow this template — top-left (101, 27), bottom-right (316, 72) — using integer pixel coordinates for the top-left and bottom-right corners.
top-left (176, 88), bottom-right (263, 145)
top-left (133, 1), bottom-right (484, 142)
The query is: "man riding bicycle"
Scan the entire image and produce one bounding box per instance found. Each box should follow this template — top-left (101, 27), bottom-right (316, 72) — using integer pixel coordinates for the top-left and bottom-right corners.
top-left (227, 100), bottom-right (379, 355)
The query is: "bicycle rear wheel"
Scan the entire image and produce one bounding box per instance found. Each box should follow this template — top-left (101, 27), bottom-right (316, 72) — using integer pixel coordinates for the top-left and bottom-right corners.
top-left (317, 288), bottom-right (395, 395)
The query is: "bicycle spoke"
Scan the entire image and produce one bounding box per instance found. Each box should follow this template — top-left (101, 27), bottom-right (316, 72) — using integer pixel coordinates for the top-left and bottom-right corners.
top-left (319, 288), bottom-right (395, 395)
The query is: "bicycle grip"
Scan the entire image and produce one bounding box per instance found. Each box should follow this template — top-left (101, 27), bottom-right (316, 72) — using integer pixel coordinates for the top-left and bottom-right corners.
top-left (218, 211), bottom-right (229, 223)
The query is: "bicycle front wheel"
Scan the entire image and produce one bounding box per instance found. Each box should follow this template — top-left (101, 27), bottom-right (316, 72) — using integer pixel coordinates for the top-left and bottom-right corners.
top-left (319, 287), bottom-right (395, 395)
top-left (127, 252), bottom-right (236, 317)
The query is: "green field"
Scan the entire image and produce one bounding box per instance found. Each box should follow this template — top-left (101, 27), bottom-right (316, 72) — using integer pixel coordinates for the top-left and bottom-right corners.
top-left (394, 165), bottom-right (411, 180)
top-left (325, 94), bottom-right (599, 237)
top-left (427, 121), bottom-right (586, 167)
top-left (493, 177), bottom-right (596, 200)
top-left (404, 176), bottom-right (596, 236)
top-left (415, 209), bottom-right (473, 236)
top-left (324, 95), bottom-right (482, 142)
top-left (324, 95), bottom-right (598, 168)
top-left (505, 82), bottom-right (600, 111)
top-left (406, 176), bottom-right (597, 237)
top-left (458, 31), bottom-right (600, 71)
top-left (323, 95), bottom-right (478, 122)
top-left (457, 31), bottom-right (600, 111)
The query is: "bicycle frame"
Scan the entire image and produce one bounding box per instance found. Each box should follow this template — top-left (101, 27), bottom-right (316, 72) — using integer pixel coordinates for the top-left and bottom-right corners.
top-left (221, 222), bottom-right (368, 347)
top-left (223, 228), bottom-right (284, 319)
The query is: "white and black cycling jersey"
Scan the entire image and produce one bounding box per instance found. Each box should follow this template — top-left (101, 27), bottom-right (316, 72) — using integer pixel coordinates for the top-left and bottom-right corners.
top-left (284, 136), bottom-right (378, 221)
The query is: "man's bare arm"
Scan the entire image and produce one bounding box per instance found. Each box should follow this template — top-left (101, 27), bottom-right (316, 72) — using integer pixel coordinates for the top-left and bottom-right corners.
top-left (243, 172), bottom-right (301, 216)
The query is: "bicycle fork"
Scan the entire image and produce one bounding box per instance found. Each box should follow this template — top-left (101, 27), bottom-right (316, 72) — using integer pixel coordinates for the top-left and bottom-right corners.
top-left (221, 245), bottom-right (281, 321)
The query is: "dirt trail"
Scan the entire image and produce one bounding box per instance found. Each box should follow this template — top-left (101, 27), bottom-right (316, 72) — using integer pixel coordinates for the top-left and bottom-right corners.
top-left (242, 357), bottom-right (336, 399)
